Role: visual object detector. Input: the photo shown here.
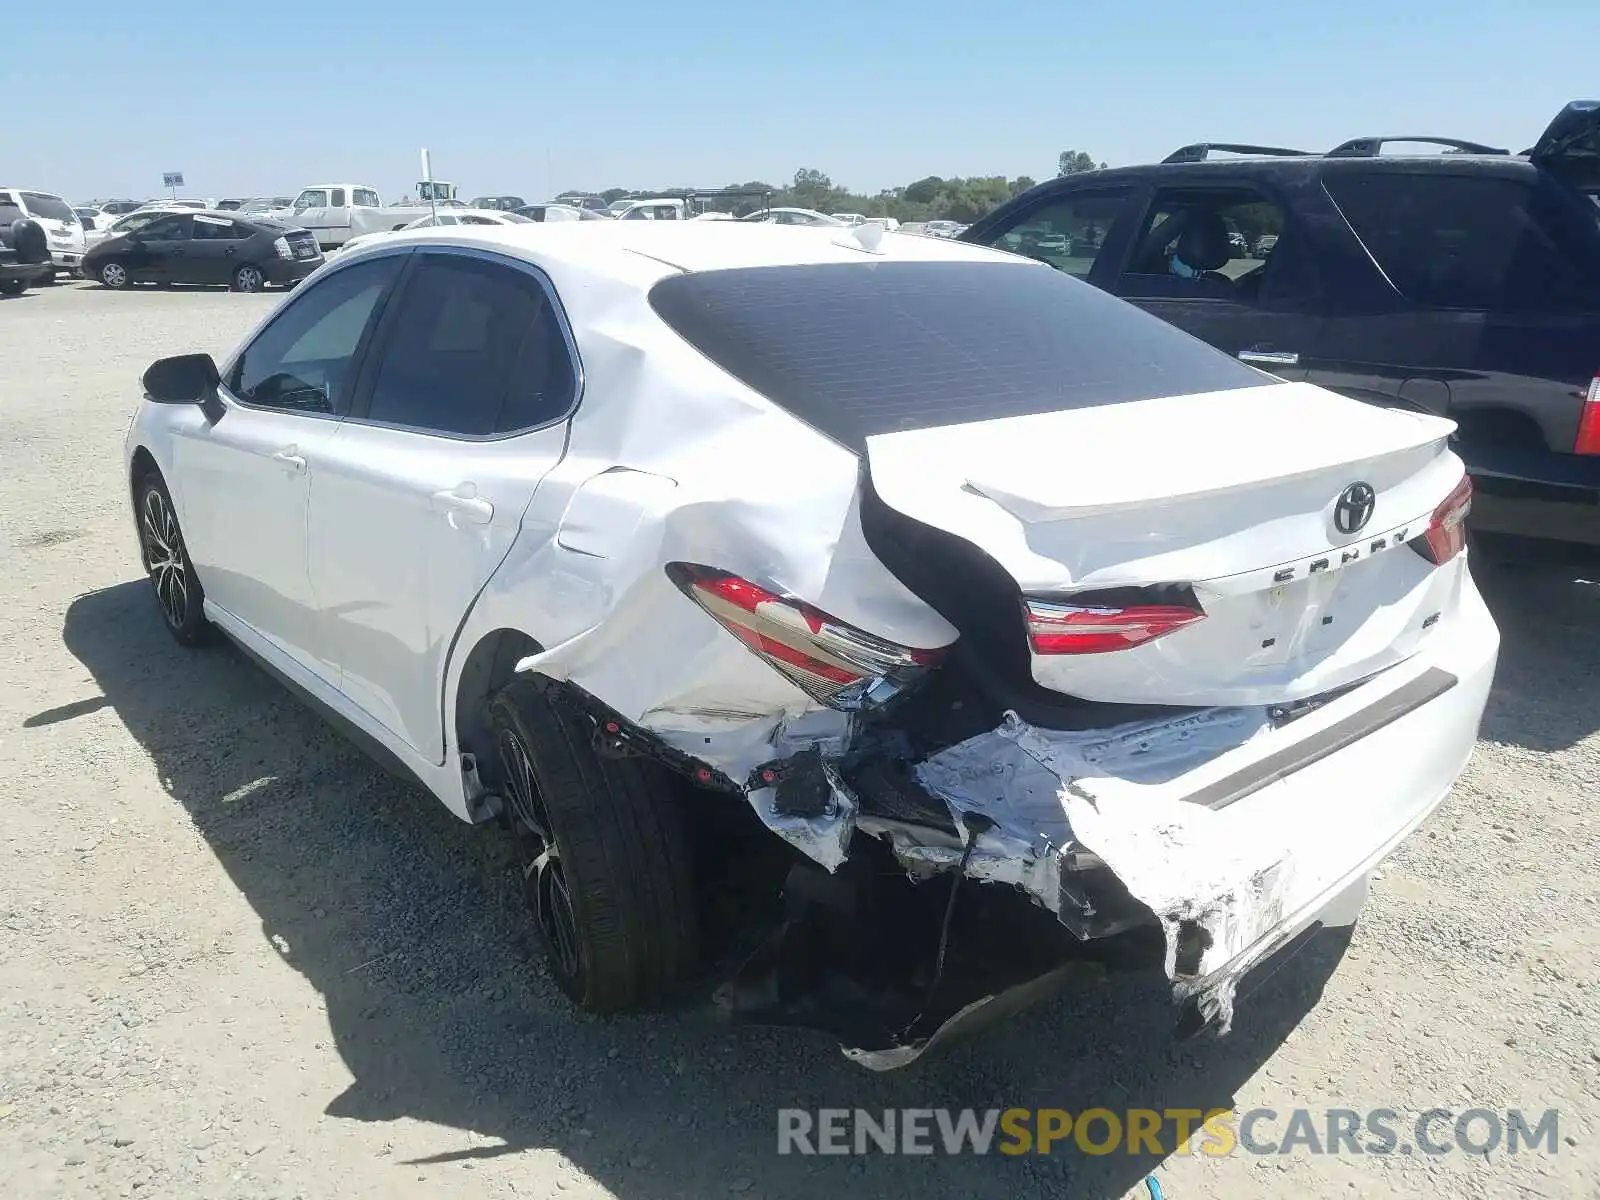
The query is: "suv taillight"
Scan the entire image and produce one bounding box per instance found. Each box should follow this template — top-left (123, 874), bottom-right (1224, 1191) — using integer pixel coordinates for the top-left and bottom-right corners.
top-left (667, 563), bottom-right (943, 710)
top-left (1576, 374), bottom-right (1600, 456)
top-left (1409, 474), bottom-right (1474, 565)
top-left (1024, 598), bottom-right (1205, 654)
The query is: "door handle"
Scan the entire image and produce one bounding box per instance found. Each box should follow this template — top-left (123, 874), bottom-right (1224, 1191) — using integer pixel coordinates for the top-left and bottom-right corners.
top-left (271, 447), bottom-right (307, 473)
top-left (431, 486), bottom-right (494, 526)
top-left (1238, 347), bottom-right (1299, 366)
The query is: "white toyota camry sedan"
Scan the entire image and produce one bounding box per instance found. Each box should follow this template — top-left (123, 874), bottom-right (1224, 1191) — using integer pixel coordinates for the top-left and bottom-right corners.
top-left (125, 220), bottom-right (1499, 1066)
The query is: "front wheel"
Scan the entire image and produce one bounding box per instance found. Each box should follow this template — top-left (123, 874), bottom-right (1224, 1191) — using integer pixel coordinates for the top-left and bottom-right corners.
top-left (135, 473), bottom-right (210, 646)
top-left (0, 278), bottom-right (24, 296)
top-left (232, 263), bottom-right (265, 293)
top-left (487, 679), bottom-right (697, 1012)
top-left (98, 261), bottom-right (129, 289)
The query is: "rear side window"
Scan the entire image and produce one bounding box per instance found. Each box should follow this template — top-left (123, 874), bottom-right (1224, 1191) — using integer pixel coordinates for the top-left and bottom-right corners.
top-left (649, 261), bottom-right (1269, 450)
top-left (192, 215), bottom-right (246, 240)
top-left (362, 254), bottom-right (577, 437)
top-left (353, 189), bottom-right (379, 206)
top-left (1325, 171), bottom-right (1600, 311)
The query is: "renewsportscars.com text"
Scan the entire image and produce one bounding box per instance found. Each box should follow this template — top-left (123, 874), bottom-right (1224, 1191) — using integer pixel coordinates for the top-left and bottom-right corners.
top-left (776, 1107), bottom-right (1561, 1158)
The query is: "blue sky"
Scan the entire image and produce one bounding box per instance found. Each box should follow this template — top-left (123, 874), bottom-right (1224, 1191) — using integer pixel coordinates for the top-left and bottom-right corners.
top-left (10, 0), bottom-right (1600, 202)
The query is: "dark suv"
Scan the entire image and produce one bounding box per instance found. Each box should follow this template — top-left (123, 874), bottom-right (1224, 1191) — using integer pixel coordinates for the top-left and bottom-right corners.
top-left (962, 101), bottom-right (1600, 546)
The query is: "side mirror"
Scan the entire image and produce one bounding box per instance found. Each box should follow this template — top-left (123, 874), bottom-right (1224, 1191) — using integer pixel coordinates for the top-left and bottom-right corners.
top-left (143, 354), bottom-right (220, 405)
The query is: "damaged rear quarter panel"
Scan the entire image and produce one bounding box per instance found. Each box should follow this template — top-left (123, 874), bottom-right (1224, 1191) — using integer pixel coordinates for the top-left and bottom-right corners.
top-left (449, 277), bottom-right (954, 800)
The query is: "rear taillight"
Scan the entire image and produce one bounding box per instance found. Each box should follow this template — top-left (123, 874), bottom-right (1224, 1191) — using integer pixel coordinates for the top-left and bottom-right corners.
top-left (1410, 474), bottom-right (1474, 565)
top-left (1576, 374), bottom-right (1600, 456)
top-left (1024, 599), bottom-right (1205, 655)
top-left (273, 236), bottom-right (292, 259)
top-left (667, 563), bottom-right (944, 710)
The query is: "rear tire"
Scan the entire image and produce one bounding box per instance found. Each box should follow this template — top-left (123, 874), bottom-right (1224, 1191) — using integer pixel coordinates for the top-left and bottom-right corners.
top-left (0, 278), bottom-right (24, 296)
top-left (232, 263), bottom-right (265, 293)
top-left (486, 679), bottom-right (697, 1012)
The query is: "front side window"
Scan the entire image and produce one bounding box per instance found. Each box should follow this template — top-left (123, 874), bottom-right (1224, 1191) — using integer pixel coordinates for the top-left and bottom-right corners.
top-left (975, 188), bottom-right (1132, 278)
top-left (1118, 187), bottom-right (1290, 302)
top-left (295, 189), bottom-right (329, 211)
top-left (228, 255), bottom-right (405, 414)
top-left (1323, 171), bottom-right (1600, 311)
top-left (363, 254), bottom-right (577, 437)
top-left (113, 212), bottom-right (162, 235)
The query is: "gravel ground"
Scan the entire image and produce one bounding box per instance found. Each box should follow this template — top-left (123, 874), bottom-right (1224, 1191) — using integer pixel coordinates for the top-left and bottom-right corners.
top-left (1, 281), bottom-right (1597, 1200)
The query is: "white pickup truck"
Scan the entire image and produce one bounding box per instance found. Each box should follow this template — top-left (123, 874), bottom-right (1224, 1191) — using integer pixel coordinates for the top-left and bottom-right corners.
top-left (281, 184), bottom-right (446, 251)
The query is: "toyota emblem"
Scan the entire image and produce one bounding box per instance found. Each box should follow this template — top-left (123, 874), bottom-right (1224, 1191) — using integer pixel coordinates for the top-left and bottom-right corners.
top-left (1333, 482), bottom-right (1376, 535)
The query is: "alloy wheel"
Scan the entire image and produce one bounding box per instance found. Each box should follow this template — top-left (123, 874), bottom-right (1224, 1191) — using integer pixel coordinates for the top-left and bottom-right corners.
top-left (140, 487), bottom-right (189, 630)
top-left (497, 727), bottom-right (581, 979)
top-left (101, 262), bottom-right (127, 288)
top-left (235, 266), bottom-right (263, 293)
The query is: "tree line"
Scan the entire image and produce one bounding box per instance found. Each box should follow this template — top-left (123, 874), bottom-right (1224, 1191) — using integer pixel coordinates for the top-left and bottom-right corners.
top-left (586, 150), bottom-right (1107, 223)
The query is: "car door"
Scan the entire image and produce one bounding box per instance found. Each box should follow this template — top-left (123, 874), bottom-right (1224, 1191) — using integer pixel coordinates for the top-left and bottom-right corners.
top-left (307, 248), bottom-right (580, 763)
top-left (172, 253), bottom-right (409, 677)
top-left (124, 213), bottom-right (192, 283)
top-left (187, 213), bottom-right (248, 284)
top-left (1109, 179), bottom-right (1319, 381)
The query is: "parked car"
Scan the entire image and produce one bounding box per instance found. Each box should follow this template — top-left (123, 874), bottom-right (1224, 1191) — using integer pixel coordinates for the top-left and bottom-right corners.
top-left (280, 184), bottom-right (430, 252)
top-left (239, 197), bottom-right (295, 216)
top-left (0, 217), bottom-right (53, 295)
top-left (0, 189), bottom-right (86, 280)
top-left (340, 208), bottom-right (533, 251)
top-left (514, 203), bottom-right (611, 222)
top-left (470, 195), bottom-right (528, 211)
top-left (737, 207), bottom-right (845, 227)
top-left (124, 221), bottom-right (1496, 1065)
top-left (97, 199), bottom-right (144, 216)
top-left (84, 210), bottom-right (322, 292)
top-left (962, 101), bottom-right (1600, 547)
top-left (922, 220), bottom-right (962, 238)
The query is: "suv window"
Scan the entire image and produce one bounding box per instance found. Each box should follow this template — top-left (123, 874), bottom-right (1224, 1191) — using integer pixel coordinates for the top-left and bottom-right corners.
top-left (363, 254), bottom-right (576, 437)
top-left (192, 215), bottom-right (246, 240)
top-left (1119, 186), bottom-right (1290, 303)
top-left (975, 188), bottom-right (1132, 278)
top-left (1323, 171), bottom-right (1600, 311)
top-left (228, 256), bottom-right (404, 414)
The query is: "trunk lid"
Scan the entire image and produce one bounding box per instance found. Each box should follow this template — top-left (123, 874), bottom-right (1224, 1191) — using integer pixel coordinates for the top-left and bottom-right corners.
top-left (865, 381), bottom-right (1468, 707)
top-left (1528, 100), bottom-right (1600, 190)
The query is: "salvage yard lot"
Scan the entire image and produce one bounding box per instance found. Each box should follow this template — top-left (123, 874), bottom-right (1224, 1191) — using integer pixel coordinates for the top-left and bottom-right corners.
top-left (1, 281), bottom-right (1597, 1200)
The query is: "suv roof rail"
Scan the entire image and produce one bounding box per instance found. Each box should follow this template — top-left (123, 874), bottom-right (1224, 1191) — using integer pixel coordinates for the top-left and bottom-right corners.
top-left (1161, 142), bottom-right (1311, 164)
top-left (1325, 136), bottom-right (1509, 158)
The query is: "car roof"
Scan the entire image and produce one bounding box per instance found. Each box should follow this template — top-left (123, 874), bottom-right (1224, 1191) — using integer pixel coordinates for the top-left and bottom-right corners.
top-left (353, 219), bottom-right (1030, 279)
top-left (1066, 151), bottom-right (1543, 188)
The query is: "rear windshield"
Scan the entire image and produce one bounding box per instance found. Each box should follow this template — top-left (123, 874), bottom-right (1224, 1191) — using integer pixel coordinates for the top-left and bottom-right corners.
top-left (648, 261), bottom-right (1269, 449)
top-left (22, 193), bottom-right (75, 222)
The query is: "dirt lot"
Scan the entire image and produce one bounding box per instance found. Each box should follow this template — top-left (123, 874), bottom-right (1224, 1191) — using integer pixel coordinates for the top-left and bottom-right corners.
top-left (1, 281), bottom-right (1597, 1200)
